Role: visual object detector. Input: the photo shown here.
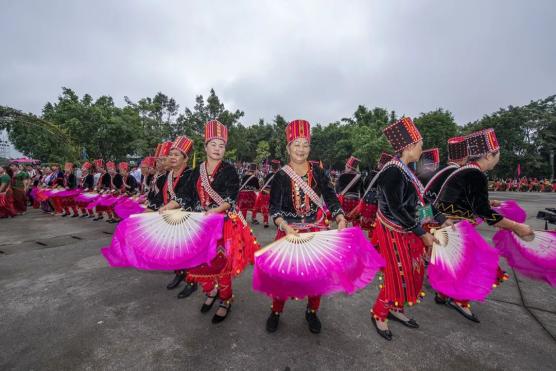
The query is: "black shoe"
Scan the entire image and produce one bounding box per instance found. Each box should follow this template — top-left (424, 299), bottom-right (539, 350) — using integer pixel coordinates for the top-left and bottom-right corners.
top-left (80, 214), bottom-right (88, 218)
top-left (201, 292), bottom-right (218, 313)
top-left (87, 214), bottom-right (95, 218)
top-left (71, 214), bottom-right (79, 218)
top-left (108, 219), bottom-right (119, 224)
top-left (93, 216), bottom-right (103, 221)
top-left (387, 312), bottom-right (419, 328)
top-left (305, 309), bottom-right (322, 334)
top-left (371, 317), bottom-right (392, 341)
top-left (177, 282), bottom-right (198, 299)
top-left (264, 224), bottom-right (269, 228)
top-left (61, 213), bottom-right (68, 217)
top-left (448, 301), bottom-right (480, 323)
top-left (434, 293), bottom-right (448, 305)
top-left (251, 219), bottom-right (260, 225)
top-left (166, 274), bottom-right (184, 290)
top-left (212, 302), bottom-right (231, 324)
top-left (266, 312), bottom-right (280, 333)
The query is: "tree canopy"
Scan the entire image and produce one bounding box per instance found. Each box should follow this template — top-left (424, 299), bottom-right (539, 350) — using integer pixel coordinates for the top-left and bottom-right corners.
top-left (1, 88), bottom-right (554, 178)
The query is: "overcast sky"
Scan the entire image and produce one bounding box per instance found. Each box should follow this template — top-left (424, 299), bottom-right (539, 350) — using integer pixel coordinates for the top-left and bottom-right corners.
top-left (1, 0), bottom-right (555, 126)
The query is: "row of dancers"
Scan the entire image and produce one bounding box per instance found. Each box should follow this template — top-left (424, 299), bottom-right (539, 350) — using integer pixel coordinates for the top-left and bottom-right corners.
top-left (15, 118), bottom-right (554, 342)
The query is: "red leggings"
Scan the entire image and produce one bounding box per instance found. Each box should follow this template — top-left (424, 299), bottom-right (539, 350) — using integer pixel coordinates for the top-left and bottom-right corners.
top-left (372, 288), bottom-right (406, 320)
top-left (251, 209), bottom-right (269, 224)
top-left (187, 253), bottom-right (233, 302)
top-left (272, 297), bottom-right (321, 313)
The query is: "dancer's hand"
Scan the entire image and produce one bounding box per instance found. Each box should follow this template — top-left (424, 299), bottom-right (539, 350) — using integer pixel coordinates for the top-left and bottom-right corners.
top-left (514, 223), bottom-right (534, 241)
top-left (490, 200), bottom-right (502, 207)
top-left (205, 208), bottom-right (218, 216)
top-left (421, 232), bottom-right (439, 248)
top-left (284, 224), bottom-right (300, 237)
top-left (336, 215), bottom-right (347, 231)
top-left (440, 219), bottom-right (455, 230)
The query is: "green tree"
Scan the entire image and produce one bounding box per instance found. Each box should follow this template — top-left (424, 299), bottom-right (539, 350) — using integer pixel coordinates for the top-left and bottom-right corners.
top-left (414, 108), bottom-right (460, 164)
top-left (254, 140), bottom-right (270, 164)
top-left (463, 96), bottom-right (556, 178)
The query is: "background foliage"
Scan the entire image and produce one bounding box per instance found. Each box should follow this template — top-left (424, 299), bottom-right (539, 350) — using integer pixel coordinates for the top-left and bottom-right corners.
top-left (1, 88), bottom-right (554, 178)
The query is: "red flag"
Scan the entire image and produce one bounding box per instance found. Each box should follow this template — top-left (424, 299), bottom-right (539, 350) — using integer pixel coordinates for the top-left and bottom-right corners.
top-left (517, 163), bottom-right (521, 178)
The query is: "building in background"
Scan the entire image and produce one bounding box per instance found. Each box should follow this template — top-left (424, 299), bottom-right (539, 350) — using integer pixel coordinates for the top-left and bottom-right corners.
top-left (0, 130), bottom-right (23, 158)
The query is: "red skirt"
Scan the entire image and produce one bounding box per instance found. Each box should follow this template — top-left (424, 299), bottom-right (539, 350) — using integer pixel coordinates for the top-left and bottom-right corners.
top-left (360, 202), bottom-right (378, 230)
top-left (236, 190), bottom-right (257, 210)
top-left (0, 190), bottom-right (17, 218)
top-left (339, 195), bottom-right (360, 222)
top-left (254, 192), bottom-right (270, 213)
top-left (372, 213), bottom-right (426, 307)
top-left (188, 213), bottom-right (259, 282)
top-left (12, 188), bottom-right (27, 213)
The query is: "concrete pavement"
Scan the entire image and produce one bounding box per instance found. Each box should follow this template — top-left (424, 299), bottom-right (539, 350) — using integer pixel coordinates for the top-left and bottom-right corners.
top-left (0, 192), bottom-right (555, 370)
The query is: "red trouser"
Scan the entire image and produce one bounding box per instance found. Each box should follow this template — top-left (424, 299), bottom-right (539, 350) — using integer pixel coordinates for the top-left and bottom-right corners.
top-left (237, 191), bottom-right (257, 219)
top-left (272, 297), bottom-right (321, 313)
top-left (251, 209), bottom-right (269, 224)
top-left (187, 252), bottom-right (233, 302)
top-left (372, 288), bottom-right (407, 320)
top-left (252, 192), bottom-right (270, 224)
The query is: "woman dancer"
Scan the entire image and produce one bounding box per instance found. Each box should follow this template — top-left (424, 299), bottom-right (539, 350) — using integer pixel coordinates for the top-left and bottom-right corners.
top-left (265, 119), bottom-right (346, 334)
top-left (434, 128), bottom-right (534, 322)
top-left (183, 120), bottom-right (255, 324)
top-left (370, 117), bottom-right (449, 341)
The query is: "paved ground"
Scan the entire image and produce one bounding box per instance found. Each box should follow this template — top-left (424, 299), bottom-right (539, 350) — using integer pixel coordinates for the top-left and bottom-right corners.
top-left (1, 192), bottom-right (555, 370)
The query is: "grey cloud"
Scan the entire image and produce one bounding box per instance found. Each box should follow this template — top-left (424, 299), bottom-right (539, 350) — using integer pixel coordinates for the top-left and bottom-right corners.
top-left (1, 0), bottom-right (554, 126)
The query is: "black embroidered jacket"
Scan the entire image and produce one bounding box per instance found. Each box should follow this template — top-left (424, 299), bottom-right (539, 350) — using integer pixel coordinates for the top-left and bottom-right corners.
top-left (123, 175), bottom-right (139, 195)
top-left (146, 172), bottom-right (167, 211)
top-left (377, 166), bottom-right (445, 236)
top-left (435, 166), bottom-right (503, 225)
top-left (424, 165), bottom-right (459, 205)
top-left (335, 171), bottom-right (362, 198)
top-left (240, 174), bottom-right (260, 191)
top-left (81, 174), bottom-right (95, 190)
top-left (270, 164), bottom-right (343, 225)
top-left (182, 161), bottom-right (240, 211)
top-left (64, 174), bottom-right (77, 189)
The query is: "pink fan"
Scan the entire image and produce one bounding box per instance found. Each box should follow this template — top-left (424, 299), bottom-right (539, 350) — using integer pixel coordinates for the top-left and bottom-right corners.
top-left (493, 230), bottom-right (556, 286)
top-left (114, 196), bottom-right (146, 219)
top-left (494, 200), bottom-right (527, 223)
top-left (56, 189), bottom-right (81, 198)
top-left (101, 210), bottom-right (225, 270)
top-left (97, 194), bottom-right (121, 207)
top-left (253, 227), bottom-right (384, 299)
top-left (86, 194), bottom-right (110, 211)
top-left (428, 221), bottom-right (499, 301)
top-left (44, 188), bottom-right (64, 199)
top-left (75, 192), bottom-right (100, 204)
